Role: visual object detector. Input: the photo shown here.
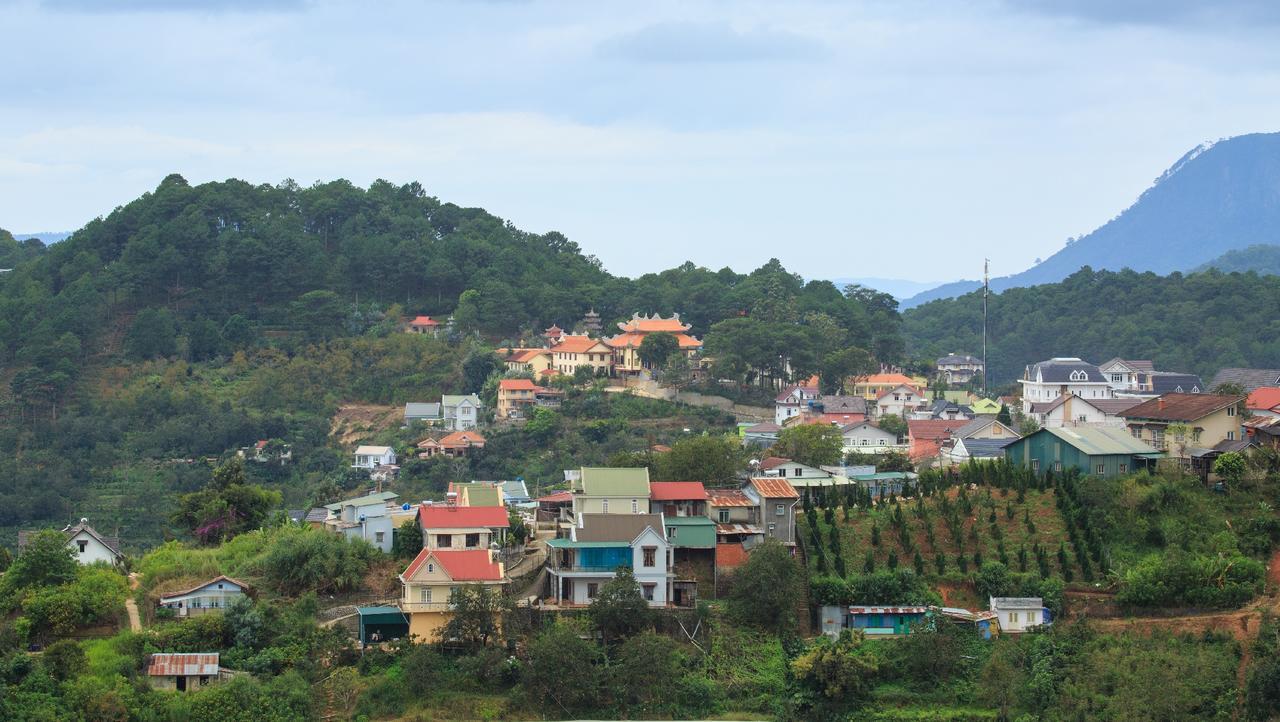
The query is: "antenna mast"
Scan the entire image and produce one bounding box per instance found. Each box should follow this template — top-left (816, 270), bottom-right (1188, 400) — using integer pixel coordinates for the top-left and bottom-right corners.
top-left (982, 259), bottom-right (989, 395)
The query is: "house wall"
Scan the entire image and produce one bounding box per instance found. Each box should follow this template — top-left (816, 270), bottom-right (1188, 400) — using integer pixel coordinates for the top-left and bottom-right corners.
top-left (342, 514), bottom-right (394, 552)
top-left (422, 528), bottom-right (497, 550)
top-left (710, 505), bottom-right (756, 525)
top-left (408, 610), bottom-right (451, 642)
top-left (1040, 398), bottom-right (1117, 428)
top-left (1126, 405), bottom-right (1243, 455)
top-left (630, 527), bottom-right (671, 606)
top-left (842, 426), bottom-right (902, 453)
top-left (1019, 381), bottom-right (1113, 414)
top-left (572, 496), bottom-right (648, 516)
top-left (67, 532), bottom-right (118, 565)
top-left (1006, 435), bottom-right (1137, 478)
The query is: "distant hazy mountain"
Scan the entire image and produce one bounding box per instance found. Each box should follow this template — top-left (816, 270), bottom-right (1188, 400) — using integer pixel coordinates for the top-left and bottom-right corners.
top-left (827, 276), bottom-right (943, 299)
top-left (13, 230), bottom-right (71, 244)
top-left (902, 132), bottom-right (1280, 308)
top-left (1192, 244), bottom-right (1280, 275)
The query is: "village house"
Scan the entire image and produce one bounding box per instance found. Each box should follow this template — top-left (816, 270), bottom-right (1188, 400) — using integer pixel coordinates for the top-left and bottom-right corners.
top-left (664, 515), bottom-right (715, 607)
top-left (158, 576), bottom-right (251, 618)
top-left (405, 315), bottom-right (442, 337)
top-left (546, 513), bottom-right (673, 606)
top-left (146, 653), bottom-right (230, 692)
top-left (1246, 416), bottom-right (1280, 449)
top-left (850, 372), bottom-right (926, 401)
top-left (404, 402), bottom-right (442, 425)
top-left (499, 348), bottom-right (555, 376)
top-left (1209, 367), bottom-right (1280, 393)
top-left (416, 430), bottom-right (486, 459)
top-left (1098, 358), bottom-right (1155, 393)
top-left (876, 384), bottom-right (929, 418)
top-left (907, 419), bottom-right (969, 463)
top-left (352, 445), bottom-right (396, 470)
top-left (236, 439), bottom-right (292, 464)
top-left (1004, 426), bottom-right (1162, 478)
top-left (952, 416), bottom-right (1019, 441)
top-left (921, 398), bottom-right (973, 421)
top-left (1120, 393), bottom-right (1247, 458)
top-left (744, 477), bottom-right (799, 546)
top-left (742, 421), bottom-right (781, 448)
top-left (937, 354), bottom-right (984, 385)
top-left (399, 548), bottom-right (505, 641)
top-left (840, 420), bottom-right (906, 455)
top-left (648, 481), bottom-right (709, 517)
top-left (441, 394), bottom-right (483, 430)
top-left (757, 456), bottom-right (832, 483)
top-left (549, 334), bottom-right (613, 376)
top-left (775, 379), bottom-right (820, 425)
top-left (570, 466), bottom-right (652, 516)
top-left (496, 378), bottom-right (563, 420)
top-left (417, 503), bottom-right (510, 549)
top-left (18, 518), bottom-right (125, 566)
top-left (989, 597), bottom-right (1051, 633)
top-left (324, 491), bottom-right (398, 553)
top-left (446, 481), bottom-right (505, 507)
top-left (1027, 394), bottom-right (1141, 428)
top-left (946, 437), bottom-right (1015, 465)
top-left (606, 313), bottom-right (703, 377)
top-left (707, 488), bottom-right (762, 546)
top-left (1017, 358), bottom-right (1115, 414)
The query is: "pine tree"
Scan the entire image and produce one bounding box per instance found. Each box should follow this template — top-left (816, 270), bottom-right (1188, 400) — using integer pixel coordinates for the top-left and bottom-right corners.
top-left (870, 524), bottom-right (881, 547)
top-left (1018, 545), bottom-right (1028, 573)
top-left (957, 553), bottom-right (969, 574)
top-left (863, 550), bottom-right (876, 574)
top-left (887, 550), bottom-right (899, 570)
top-left (935, 553), bottom-right (947, 575)
top-left (913, 551), bottom-right (925, 575)
top-left (1005, 502), bottom-right (1015, 520)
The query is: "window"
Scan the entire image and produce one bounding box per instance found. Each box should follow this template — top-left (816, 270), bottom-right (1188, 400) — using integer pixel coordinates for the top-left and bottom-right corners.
top-left (1054, 461), bottom-right (1062, 472)
top-left (667, 526), bottom-right (677, 538)
top-left (1228, 431), bottom-right (1236, 441)
top-left (1031, 459), bottom-right (1040, 472)
top-left (437, 534), bottom-right (452, 548)
top-left (602, 499), bottom-right (609, 513)
top-left (718, 509), bottom-right (730, 523)
top-left (631, 499), bottom-right (639, 514)
top-left (1131, 428), bottom-right (1142, 439)
top-left (465, 533), bottom-right (480, 548)
top-left (426, 563), bottom-right (434, 574)
top-left (1096, 464), bottom-right (1106, 475)
top-left (1111, 373), bottom-right (1124, 383)
top-left (77, 540), bottom-right (87, 553)
top-left (587, 583), bottom-right (598, 599)
top-left (1228, 405), bottom-right (1237, 417)
top-left (1078, 414), bottom-right (1088, 422)
top-left (1009, 612), bottom-right (1019, 624)
top-left (642, 584), bottom-right (655, 601)
top-left (1119, 463), bottom-right (1127, 474)
top-left (776, 504), bottom-right (785, 516)
top-left (792, 468), bottom-right (801, 477)
top-left (642, 547), bottom-right (656, 567)
top-left (375, 531), bottom-right (385, 543)
top-left (420, 588), bottom-right (432, 603)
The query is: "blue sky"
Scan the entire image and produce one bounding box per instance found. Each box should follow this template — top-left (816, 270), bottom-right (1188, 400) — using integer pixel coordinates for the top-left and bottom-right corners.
top-left (2, 0), bottom-right (1280, 282)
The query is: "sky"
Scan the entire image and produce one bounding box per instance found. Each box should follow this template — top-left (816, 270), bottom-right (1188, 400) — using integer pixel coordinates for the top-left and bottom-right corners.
top-left (3, 0), bottom-right (1280, 283)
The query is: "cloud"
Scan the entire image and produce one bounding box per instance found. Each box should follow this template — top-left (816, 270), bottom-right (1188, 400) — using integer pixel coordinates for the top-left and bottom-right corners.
top-left (40, 0), bottom-right (306, 12)
top-left (1002, 0), bottom-right (1280, 27)
top-left (598, 21), bottom-right (825, 63)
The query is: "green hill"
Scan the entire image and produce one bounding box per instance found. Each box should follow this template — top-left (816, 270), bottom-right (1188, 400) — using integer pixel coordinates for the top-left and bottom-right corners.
top-left (1193, 244), bottom-right (1280, 274)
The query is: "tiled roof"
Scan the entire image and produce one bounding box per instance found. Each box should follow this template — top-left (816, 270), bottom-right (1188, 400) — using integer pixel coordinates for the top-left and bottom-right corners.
top-left (499, 378), bottom-right (538, 391)
top-left (1100, 358), bottom-right (1154, 374)
top-left (715, 542), bottom-right (750, 568)
top-left (536, 490), bottom-right (574, 504)
top-left (1148, 373), bottom-right (1205, 394)
top-left (404, 402), bottom-right (441, 418)
top-left (955, 438), bottom-right (1014, 457)
top-left (551, 335), bottom-right (609, 354)
top-left (1024, 358), bottom-right (1105, 383)
top-left (775, 383), bottom-right (818, 403)
top-left (326, 490), bottom-right (398, 510)
top-left (1120, 393), bottom-right (1245, 422)
top-left (1209, 368), bottom-right (1280, 393)
top-left (576, 513), bottom-right (665, 543)
top-left (749, 477), bottom-right (799, 499)
top-left (758, 456), bottom-right (791, 471)
top-left (708, 489), bottom-right (755, 507)
top-left (744, 422), bottom-right (781, 433)
top-left (817, 395), bottom-right (868, 414)
top-left (606, 332), bottom-right (702, 349)
top-left (649, 481), bottom-right (708, 501)
top-left (409, 315), bottom-right (440, 326)
top-left (417, 504), bottom-right (510, 529)
top-left (908, 419), bottom-right (967, 441)
top-left (438, 431), bottom-right (486, 447)
top-left (1247, 387), bottom-right (1280, 412)
top-left (147, 653), bottom-right (220, 677)
top-left (617, 313), bottom-right (692, 333)
top-left (876, 384), bottom-right (923, 400)
top-left (855, 373), bottom-right (917, 386)
top-left (1090, 398), bottom-right (1144, 415)
top-left (404, 548), bottom-right (502, 582)
top-left (159, 575), bottom-right (252, 600)
top-left (354, 445), bottom-right (393, 456)
top-left (304, 507), bottom-right (329, 523)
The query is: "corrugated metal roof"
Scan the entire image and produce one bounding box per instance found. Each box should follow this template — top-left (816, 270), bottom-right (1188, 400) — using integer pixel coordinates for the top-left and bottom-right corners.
top-left (147, 653), bottom-right (220, 677)
top-left (577, 467), bottom-right (651, 496)
top-left (749, 477), bottom-right (799, 499)
top-left (849, 606), bottom-right (928, 614)
top-left (576, 513), bottom-right (664, 543)
top-left (1121, 393), bottom-right (1244, 422)
top-left (1041, 426), bottom-right (1160, 456)
top-left (708, 490), bottom-right (755, 507)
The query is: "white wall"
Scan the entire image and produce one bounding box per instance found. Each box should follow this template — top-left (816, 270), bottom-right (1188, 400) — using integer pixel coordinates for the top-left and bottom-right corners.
top-left (630, 527), bottom-right (670, 607)
top-left (68, 531), bottom-right (118, 565)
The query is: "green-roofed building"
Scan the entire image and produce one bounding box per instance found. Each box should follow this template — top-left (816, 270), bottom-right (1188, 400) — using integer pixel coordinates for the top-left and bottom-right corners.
top-left (324, 490), bottom-right (399, 512)
top-left (571, 467), bottom-right (651, 516)
top-left (1005, 426), bottom-right (1162, 478)
top-left (451, 482), bottom-right (502, 507)
top-left (663, 515), bottom-right (715, 606)
top-left (970, 398), bottom-right (1002, 415)
top-left (663, 516), bottom-right (716, 549)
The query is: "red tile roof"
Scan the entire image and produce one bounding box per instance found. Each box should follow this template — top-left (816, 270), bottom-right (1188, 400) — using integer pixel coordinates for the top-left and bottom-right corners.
top-left (649, 481), bottom-right (708, 501)
top-left (749, 477), bottom-right (800, 499)
top-left (876, 384), bottom-right (924, 400)
top-left (1247, 387), bottom-right (1280, 413)
top-left (758, 456), bottom-right (791, 471)
top-left (1120, 393), bottom-right (1245, 422)
top-left (908, 419), bottom-right (967, 441)
top-left (857, 373), bottom-right (917, 386)
top-left (499, 378), bottom-right (539, 391)
top-left (552, 335), bottom-right (610, 353)
top-left (716, 542), bottom-right (750, 568)
top-left (618, 315), bottom-right (692, 333)
top-left (417, 504), bottom-right (510, 529)
top-left (402, 548), bottom-right (503, 582)
top-left (605, 332), bottom-right (702, 349)
top-left (536, 490), bottom-right (574, 504)
top-left (438, 431), bottom-right (486, 448)
top-left (410, 315), bottom-right (440, 326)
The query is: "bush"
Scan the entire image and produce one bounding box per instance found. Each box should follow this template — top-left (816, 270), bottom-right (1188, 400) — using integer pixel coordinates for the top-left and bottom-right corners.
top-left (1117, 550), bottom-right (1265, 609)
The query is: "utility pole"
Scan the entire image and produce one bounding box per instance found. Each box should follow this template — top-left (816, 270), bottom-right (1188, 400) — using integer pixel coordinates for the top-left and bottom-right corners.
top-left (982, 259), bottom-right (989, 396)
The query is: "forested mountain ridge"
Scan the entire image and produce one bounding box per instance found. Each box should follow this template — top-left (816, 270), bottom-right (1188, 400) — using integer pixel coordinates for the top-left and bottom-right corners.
top-left (903, 131), bottom-right (1280, 307)
top-left (902, 266), bottom-right (1280, 385)
top-left (1194, 244), bottom-right (1280, 275)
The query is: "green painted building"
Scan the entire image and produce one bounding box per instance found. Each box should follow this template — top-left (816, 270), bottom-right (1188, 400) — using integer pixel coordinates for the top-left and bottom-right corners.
top-left (1004, 426), bottom-right (1161, 478)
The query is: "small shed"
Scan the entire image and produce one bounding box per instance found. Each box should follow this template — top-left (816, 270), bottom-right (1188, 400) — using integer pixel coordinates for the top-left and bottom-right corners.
top-left (356, 606), bottom-right (409, 645)
top-left (147, 653), bottom-right (226, 692)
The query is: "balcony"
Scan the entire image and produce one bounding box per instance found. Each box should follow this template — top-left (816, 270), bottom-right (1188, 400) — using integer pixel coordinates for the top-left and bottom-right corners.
top-left (548, 563), bottom-right (632, 573)
top-left (399, 601), bottom-right (454, 612)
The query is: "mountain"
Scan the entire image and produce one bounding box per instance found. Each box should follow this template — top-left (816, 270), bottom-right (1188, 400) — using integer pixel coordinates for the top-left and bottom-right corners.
top-left (826, 276), bottom-right (943, 299)
top-left (901, 132), bottom-right (1280, 308)
top-left (12, 230), bottom-right (71, 244)
top-left (1193, 244), bottom-right (1280, 275)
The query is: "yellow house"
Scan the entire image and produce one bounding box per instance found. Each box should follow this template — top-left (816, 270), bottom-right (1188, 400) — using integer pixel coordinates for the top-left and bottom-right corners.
top-left (1120, 393), bottom-right (1246, 458)
top-left (850, 373), bottom-right (925, 401)
top-left (399, 548), bottom-right (505, 642)
top-left (605, 313), bottom-right (702, 376)
top-left (549, 335), bottom-right (613, 376)
top-left (570, 467), bottom-right (652, 516)
top-left (497, 348), bottom-right (554, 376)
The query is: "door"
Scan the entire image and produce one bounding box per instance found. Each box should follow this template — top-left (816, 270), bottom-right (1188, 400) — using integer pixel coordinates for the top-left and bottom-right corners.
top-left (176, 676), bottom-right (187, 692)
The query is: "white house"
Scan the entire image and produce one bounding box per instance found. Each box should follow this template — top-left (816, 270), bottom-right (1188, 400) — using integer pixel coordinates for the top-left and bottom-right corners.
top-left (159, 576), bottom-right (251, 617)
top-left (937, 354), bottom-right (984, 385)
top-left (758, 456), bottom-right (832, 482)
top-left (324, 491), bottom-right (398, 553)
top-left (546, 513), bottom-right (673, 607)
top-left (1017, 358), bottom-right (1114, 415)
top-left (352, 445), bottom-right (396, 469)
top-left (989, 596), bottom-right (1051, 633)
top-left (876, 384), bottom-right (928, 418)
top-left (1028, 395), bottom-right (1141, 429)
top-left (19, 519), bottom-right (124, 566)
top-left (839, 421), bottom-right (905, 454)
top-left (775, 382), bottom-right (820, 425)
top-left (441, 394), bottom-right (483, 431)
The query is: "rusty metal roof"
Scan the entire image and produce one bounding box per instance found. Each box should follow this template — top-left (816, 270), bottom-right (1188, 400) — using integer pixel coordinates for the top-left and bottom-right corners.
top-left (848, 606), bottom-right (928, 614)
top-left (708, 489), bottom-right (755, 507)
top-left (147, 653), bottom-right (220, 677)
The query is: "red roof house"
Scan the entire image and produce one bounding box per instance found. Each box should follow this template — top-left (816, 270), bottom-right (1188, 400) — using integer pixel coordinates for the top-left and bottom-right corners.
top-left (402, 548), bottom-right (503, 582)
top-left (417, 504), bottom-right (510, 530)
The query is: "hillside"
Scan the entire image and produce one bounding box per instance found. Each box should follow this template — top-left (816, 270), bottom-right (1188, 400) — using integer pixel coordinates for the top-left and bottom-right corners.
top-left (1194, 244), bottom-right (1280, 275)
top-left (902, 266), bottom-right (1280, 385)
top-left (903, 132), bottom-right (1280, 307)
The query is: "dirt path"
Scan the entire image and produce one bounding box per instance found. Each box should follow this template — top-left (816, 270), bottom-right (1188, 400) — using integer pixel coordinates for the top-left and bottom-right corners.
top-left (125, 573), bottom-right (142, 632)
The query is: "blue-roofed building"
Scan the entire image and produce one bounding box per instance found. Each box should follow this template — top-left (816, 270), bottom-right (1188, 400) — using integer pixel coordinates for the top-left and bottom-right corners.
top-left (947, 437), bottom-right (1015, 464)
